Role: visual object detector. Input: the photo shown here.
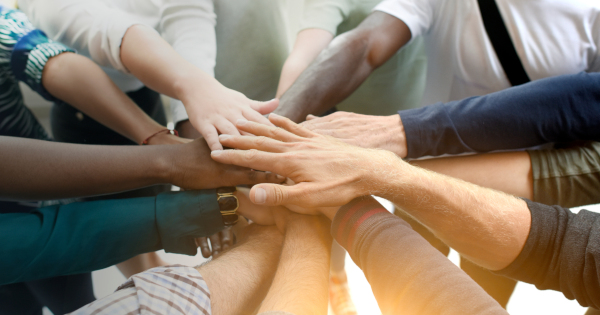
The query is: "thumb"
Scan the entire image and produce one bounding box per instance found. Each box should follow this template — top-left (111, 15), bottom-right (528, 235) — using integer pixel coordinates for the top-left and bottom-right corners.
top-left (250, 184), bottom-right (294, 206)
top-left (251, 98), bottom-right (279, 115)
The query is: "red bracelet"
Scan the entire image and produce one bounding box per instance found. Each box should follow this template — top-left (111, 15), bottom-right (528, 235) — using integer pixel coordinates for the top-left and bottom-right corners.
top-left (141, 129), bottom-right (179, 145)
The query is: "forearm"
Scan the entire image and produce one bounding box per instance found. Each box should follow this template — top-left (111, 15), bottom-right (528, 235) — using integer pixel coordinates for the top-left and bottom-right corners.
top-left (276, 29), bottom-right (334, 98)
top-left (120, 24), bottom-right (222, 105)
top-left (198, 225), bottom-right (283, 315)
top-left (374, 158), bottom-right (531, 270)
top-left (0, 136), bottom-right (172, 200)
top-left (411, 151), bottom-right (533, 200)
top-left (401, 72), bottom-right (600, 158)
top-left (332, 198), bottom-right (507, 314)
top-left (259, 216), bottom-right (332, 314)
top-left (43, 53), bottom-right (165, 144)
top-left (275, 31), bottom-right (374, 122)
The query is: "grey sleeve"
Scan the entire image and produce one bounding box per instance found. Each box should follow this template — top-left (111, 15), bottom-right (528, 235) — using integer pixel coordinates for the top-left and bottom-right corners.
top-left (497, 200), bottom-right (600, 309)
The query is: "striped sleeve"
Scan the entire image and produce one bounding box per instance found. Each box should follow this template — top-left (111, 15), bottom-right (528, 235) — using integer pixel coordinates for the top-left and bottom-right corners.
top-left (331, 196), bottom-right (508, 314)
top-left (10, 29), bottom-right (74, 102)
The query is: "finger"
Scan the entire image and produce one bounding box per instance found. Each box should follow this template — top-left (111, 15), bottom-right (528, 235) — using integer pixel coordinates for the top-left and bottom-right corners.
top-left (243, 108), bottom-right (274, 126)
top-left (250, 98), bottom-right (279, 115)
top-left (211, 149), bottom-right (286, 175)
top-left (209, 233), bottom-right (221, 255)
top-left (215, 119), bottom-right (241, 137)
top-left (268, 113), bottom-right (315, 138)
top-left (218, 134), bottom-right (289, 153)
top-left (250, 183), bottom-right (304, 207)
top-left (235, 119), bottom-right (301, 142)
top-left (220, 228), bottom-right (233, 250)
top-left (223, 169), bottom-right (286, 186)
top-left (200, 125), bottom-right (223, 151)
top-left (306, 114), bottom-right (317, 120)
top-left (196, 237), bottom-right (212, 258)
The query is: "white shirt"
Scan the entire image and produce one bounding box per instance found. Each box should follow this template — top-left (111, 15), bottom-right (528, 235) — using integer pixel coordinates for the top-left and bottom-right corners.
top-left (18, 0), bottom-right (291, 124)
top-left (375, 0), bottom-right (600, 105)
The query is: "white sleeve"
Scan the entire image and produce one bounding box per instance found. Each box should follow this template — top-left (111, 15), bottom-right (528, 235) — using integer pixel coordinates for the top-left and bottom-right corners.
top-left (373, 0), bottom-right (437, 42)
top-left (159, 0), bottom-right (217, 124)
top-left (19, 0), bottom-right (157, 73)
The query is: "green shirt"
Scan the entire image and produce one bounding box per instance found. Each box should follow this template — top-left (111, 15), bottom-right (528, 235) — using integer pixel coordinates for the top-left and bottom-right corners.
top-left (1, 190), bottom-right (223, 285)
top-left (300, 0), bottom-right (427, 115)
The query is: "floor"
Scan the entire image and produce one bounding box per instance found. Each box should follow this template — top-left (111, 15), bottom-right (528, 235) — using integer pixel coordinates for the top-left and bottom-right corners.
top-left (22, 82), bottom-right (594, 314)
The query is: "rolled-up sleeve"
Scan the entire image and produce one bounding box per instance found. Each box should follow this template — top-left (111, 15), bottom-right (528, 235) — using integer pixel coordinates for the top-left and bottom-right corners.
top-left (11, 29), bottom-right (74, 101)
top-left (373, 0), bottom-right (437, 44)
top-left (497, 200), bottom-right (600, 309)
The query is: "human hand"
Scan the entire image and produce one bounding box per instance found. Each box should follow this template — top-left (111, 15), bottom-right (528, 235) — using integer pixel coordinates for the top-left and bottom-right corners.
top-left (195, 227), bottom-right (234, 258)
top-left (303, 112), bottom-right (407, 158)
top-left (180, 82), bottom-right (279, 151)
top-left (161, 139), bottom-right (285, 189)
top-left (210, 114), bottom-right (403, 217)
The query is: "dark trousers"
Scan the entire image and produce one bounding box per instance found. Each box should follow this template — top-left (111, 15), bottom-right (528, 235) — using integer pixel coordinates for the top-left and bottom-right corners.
top-left (0, 274), bottom-right (95, 315)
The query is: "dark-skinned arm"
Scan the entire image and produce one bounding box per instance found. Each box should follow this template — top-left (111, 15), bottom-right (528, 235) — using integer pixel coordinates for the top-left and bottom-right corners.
top-left (0, 136), bottom-right (281, 201)
top-left (274, 12), bottom-right (411, 122)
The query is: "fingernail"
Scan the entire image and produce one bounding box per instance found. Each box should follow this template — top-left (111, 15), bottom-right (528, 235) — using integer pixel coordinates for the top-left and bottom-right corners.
top-left (219, 134), bottom-right (231, 141)
top-left (237, 119), bottom-right (248, 126)
top-left (254, 188), bottom-right (266, 204)
top-left (211, 150), bottom-right (223, 156)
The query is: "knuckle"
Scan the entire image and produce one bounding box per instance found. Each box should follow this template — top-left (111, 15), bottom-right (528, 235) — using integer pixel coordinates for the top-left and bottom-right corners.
top-left (255, 136), bottom-right (267, 146)
top-left (244, 149), bottom-right (258, 160)
top-left (273, 187), bottom-right (286, 204)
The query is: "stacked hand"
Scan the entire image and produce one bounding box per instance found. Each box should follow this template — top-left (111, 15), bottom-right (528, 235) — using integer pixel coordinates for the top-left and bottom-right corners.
top-left (303, 111), bottom-right (408, 158)
top-left (210, 113), bottom-right (404, 219)
top-left (162, 138), bottom-right (285, 190)
top-left (180, 81), bottom-right (280, 150)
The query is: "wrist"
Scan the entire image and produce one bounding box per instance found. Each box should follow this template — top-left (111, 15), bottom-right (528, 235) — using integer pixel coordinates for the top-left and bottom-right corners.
top-left (386, 114), bottom-right (407, 158)
top-left (173, 71), bottom-right (222, 105)
top-left (365, 149), bottom-right (412, 200)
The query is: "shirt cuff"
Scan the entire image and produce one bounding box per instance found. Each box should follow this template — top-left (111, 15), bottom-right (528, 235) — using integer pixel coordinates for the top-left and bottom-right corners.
top-left (11, 29), bottom-right (75, 102)
top-left (156, 190), bottom-right (224, 255)
top-left (399, 102), bottom-right (475, 158)
top-left (373, 0), bottom-right (431, 46)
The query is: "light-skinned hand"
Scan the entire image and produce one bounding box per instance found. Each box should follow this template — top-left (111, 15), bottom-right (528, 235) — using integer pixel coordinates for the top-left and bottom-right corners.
top-left (180, 82), bottom-right (279, 151)
top-left (210, 114), bottom-right (402, 218)
top-left (303, 111), bottom-right (408, 158)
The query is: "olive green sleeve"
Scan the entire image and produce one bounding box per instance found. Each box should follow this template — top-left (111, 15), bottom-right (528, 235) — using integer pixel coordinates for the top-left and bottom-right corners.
top-left (0, 190), bottom-right (223, 285)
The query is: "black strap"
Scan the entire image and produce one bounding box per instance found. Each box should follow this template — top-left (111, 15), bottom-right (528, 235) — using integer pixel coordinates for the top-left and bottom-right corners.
top-left (478, 0), bottom-right (530, 86)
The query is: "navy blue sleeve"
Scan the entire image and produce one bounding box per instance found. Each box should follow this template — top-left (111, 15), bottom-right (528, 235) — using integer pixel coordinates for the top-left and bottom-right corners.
top-left (400, 72), bottom-right (600, 158)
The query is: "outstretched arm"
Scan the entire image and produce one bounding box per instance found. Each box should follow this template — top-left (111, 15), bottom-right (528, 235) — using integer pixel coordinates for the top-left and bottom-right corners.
top-left (303, 72), bottom-right (600, 158)
top-left (274, 12), bottom-right (411, 122)
top-left (258, 214), bottom-right (332, 315)
top-left (22, 1), bottom-right (277, 150)
top-left (0, 136), bottom-right (281, 200)
top-left (276, 29), bottom-right (334, 98)
top-left (197, 224), bottom-right (284, 315)
top-left (42, 52), bottom-right (178, 145)
top-left (120, 24), bottom-right (278, 150)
